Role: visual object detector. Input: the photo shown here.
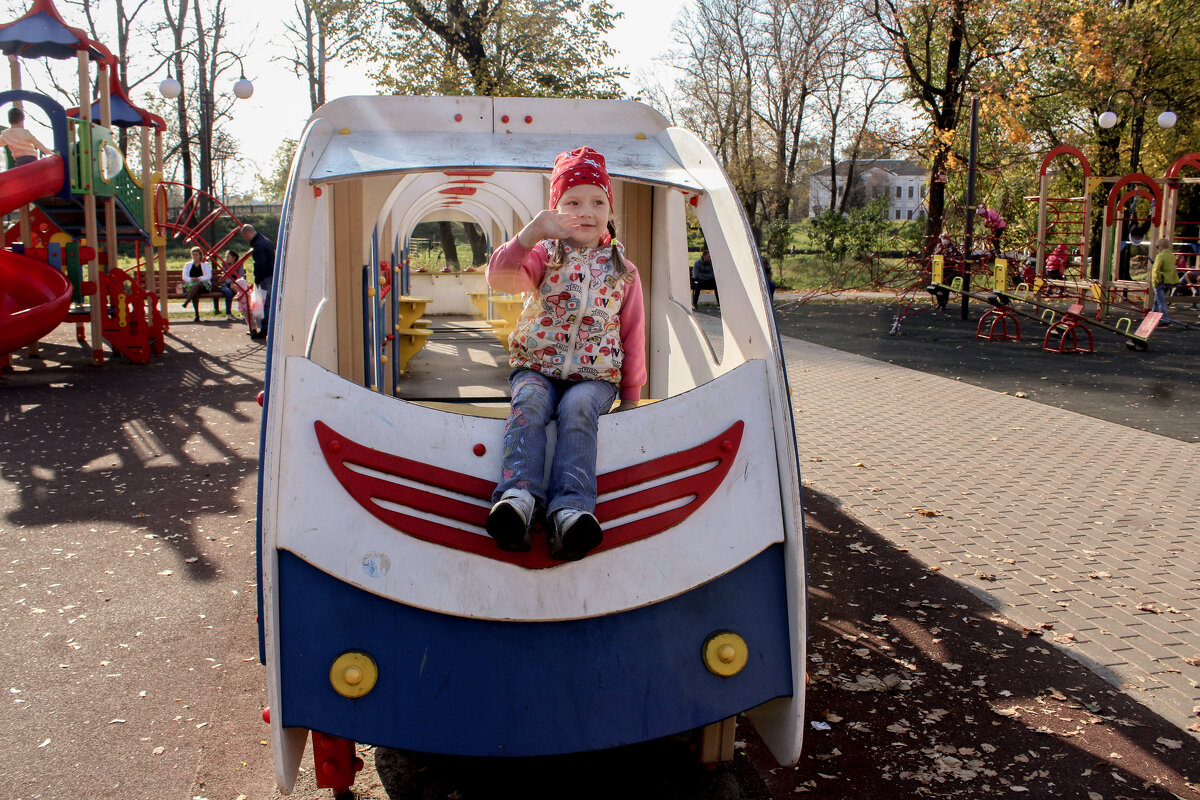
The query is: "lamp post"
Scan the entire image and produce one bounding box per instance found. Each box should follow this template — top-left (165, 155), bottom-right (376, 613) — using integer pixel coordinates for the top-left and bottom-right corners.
top-left (1096, 88), bottom-right (1177, 174)
top-left (157, 51), bottom-right (253, 209)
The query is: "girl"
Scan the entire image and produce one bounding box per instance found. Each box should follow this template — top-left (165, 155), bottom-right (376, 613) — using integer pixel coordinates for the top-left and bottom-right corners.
top-left (485, 147), bottom-right (646, 561)
top-left (1150, 238), bottom-right (1180, 324)
top-left (215, 249), bottom-right (241, 319)
top-left (221, 249), bottom-right (253, 324)
top-left (180, 246), bottom-right (212, 322)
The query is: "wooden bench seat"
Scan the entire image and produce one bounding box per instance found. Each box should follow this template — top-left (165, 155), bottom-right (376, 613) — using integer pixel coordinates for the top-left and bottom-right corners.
top-left (141, 267), bottom-right (227, 303)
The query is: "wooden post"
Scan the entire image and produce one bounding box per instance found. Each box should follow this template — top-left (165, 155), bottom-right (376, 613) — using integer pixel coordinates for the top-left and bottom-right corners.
top-left (80, 50), bottom-right (103, 363)
top-left (154, 129), bottom-right (168, 325)
top-left (99, 63), bottom-right (119, 289)
top-left (9, 55), bottom-right (31, 248)
top-left (1080, 186), bottom-right (1093, 279)
top-left (1035, 172), bottom-right (1049, 275)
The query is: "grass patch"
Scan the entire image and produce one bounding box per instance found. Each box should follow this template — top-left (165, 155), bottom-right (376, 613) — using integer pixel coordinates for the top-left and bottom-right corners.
top-left (775, 255), bottom-right (913, 293)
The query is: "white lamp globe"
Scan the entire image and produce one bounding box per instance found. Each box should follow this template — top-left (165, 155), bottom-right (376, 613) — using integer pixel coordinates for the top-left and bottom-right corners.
top-left (159, 77), bottom-right (182, 99)
top-left (1157, 109), bottom-right (1178, 129)
top-left (1097, 110), bottom-right (1119, 129)
top-left (233, 78), bottom-right (254, 99)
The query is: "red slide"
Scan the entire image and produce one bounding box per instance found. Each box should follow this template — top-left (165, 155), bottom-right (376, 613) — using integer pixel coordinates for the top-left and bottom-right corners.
top-left (0, 156), bottom-right (72, 354)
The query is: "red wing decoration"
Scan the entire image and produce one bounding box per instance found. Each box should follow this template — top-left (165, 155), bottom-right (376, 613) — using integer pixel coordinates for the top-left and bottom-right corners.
top-left (314, 418), bottom-right (744, 569)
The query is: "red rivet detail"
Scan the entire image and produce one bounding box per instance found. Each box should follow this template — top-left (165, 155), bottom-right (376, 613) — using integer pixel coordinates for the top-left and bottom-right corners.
top-left (313, 186), bottom-right (322, 197)
top-left (689, 196), bottom-right (699, 207)
top-left (329, 439), bottom-right (342, 453)
top-left (473, 443), bottom-right (486, 457)
top-left (524, 115), bottom-right (533, 124)
top-left (262, 707), bottom-right (270, 724)
top-left (501, 114), bottom-right (510, 123)
top-left (720, 439), bottom-right (734, 452)
top-left (454, 113), bottom-right (463, 122)
top-left (256, 390), bottom-right (265, 407)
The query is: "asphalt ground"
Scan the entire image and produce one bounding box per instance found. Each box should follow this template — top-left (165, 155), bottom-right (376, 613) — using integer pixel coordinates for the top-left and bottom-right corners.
top-left (770, 296), bottom-right (1200, 443)
top-left (1, 310), bottom-right (1197, 799)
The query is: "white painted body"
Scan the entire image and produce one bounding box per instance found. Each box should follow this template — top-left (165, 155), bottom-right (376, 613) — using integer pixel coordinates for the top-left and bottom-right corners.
top-left (259, 96), bottom-right (807, 792)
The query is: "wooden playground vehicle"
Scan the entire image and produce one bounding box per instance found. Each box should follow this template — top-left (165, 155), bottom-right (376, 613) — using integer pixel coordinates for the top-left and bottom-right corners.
top-left (256, 95), bottom-right (807, 797)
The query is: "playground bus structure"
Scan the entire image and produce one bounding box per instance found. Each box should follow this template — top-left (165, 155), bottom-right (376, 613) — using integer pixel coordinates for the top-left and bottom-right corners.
top-left (256, 95), bottom-right (808, 795)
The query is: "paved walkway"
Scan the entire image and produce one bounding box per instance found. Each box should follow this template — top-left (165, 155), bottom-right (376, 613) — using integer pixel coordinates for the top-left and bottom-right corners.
top-left (780, 333), bottom-right (1200, 737)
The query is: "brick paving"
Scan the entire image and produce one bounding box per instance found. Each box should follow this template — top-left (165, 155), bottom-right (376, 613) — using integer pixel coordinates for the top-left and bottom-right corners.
top-left (780, 333), bottom-right (1200, 737)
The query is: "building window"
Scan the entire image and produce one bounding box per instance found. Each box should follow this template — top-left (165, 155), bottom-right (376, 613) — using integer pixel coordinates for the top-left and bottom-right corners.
top-left (895, 186), bottom-right (902, 198)
top-left (908, 186), bottom-right (914, 198)
top-left (895, 209), bottom-right (901, 220)
top-left (907, 210), bottom-right (913, 220)
top-left (921, 185), bottom-right (927, 198)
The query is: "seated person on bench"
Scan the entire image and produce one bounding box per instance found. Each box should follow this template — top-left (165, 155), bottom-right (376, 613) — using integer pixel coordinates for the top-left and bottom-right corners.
top-left (180, 246), bottom-right (213, 322)
top-left (691, 249), bottom-right (718, 310)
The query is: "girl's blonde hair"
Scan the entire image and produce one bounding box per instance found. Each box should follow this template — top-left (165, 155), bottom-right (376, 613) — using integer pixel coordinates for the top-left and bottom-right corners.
top-left (189, 246), bottom-right (203, 255)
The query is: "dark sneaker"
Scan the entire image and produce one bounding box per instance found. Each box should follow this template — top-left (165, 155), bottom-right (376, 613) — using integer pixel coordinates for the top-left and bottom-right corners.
top-left (550, 510), bottom-right (602, 561)
top-left (486, 499), bottom-right (531, 552)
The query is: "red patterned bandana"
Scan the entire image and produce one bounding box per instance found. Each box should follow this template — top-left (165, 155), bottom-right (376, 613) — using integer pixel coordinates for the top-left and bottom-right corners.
top-left (549, 146), bottom-right (613, 209)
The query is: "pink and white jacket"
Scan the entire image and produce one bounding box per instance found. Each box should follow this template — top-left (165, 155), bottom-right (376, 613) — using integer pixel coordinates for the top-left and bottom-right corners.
top-left (486, 235), bottom-right (646, 401)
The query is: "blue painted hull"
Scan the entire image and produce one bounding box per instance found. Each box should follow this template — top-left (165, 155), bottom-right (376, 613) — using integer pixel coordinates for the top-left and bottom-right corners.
top-left (277, 546), bottom-right (793, 756)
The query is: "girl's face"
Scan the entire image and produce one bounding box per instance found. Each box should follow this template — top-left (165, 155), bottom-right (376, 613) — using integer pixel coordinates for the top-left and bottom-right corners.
top-left (191, 251), bottom-right (202, 262)
top-left (556, 183), bottom-right (611, 249)
top-left (224, 253), bottom-right (236, 265)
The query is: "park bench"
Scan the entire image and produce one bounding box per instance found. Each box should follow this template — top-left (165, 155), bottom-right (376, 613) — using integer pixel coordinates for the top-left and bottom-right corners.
top-left (141, 267), bottom-right (231, 312)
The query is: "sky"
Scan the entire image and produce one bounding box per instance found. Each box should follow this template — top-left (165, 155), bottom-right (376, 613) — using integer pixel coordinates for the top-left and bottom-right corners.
top-left (221, 0), bottom-right (690, 194)
top-left (0, 0), bottom-right (690, 196)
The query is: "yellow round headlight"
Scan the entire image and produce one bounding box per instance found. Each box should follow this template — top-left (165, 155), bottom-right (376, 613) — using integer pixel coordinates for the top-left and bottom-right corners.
top-left (329, 651), bottom-right (378, 698)
top-left (702, 632), bottom-right (748, 677)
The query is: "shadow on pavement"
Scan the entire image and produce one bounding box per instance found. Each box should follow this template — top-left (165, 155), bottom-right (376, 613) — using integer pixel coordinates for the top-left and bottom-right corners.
top-left (1, 330), bottom-right (263, 581)
top-left (747, 486), bottom-right (1200, 798)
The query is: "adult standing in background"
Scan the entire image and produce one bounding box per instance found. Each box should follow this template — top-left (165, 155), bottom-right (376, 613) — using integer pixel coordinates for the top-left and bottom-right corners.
top-left (241, 224), bottom-right (275, 340)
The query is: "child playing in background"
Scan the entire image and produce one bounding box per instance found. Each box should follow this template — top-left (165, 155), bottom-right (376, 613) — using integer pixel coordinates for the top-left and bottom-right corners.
top-left (0, 107), bottom-right (53, 166)
top-left (485, 146), bottom-right (646, 561)
top-left (1151, 238), bottom-right (1180, 324)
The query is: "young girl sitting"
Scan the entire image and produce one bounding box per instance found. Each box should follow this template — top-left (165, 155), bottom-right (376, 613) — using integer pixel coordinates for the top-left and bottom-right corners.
top-left (485, 147), bottom-right (646, 561)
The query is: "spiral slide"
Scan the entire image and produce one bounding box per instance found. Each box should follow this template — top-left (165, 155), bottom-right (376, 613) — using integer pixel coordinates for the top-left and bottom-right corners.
top-left (0, 155), bottom-right (72, 355)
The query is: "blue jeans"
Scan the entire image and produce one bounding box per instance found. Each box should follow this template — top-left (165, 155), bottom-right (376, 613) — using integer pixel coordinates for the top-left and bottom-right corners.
top-left (493, 369), bottom-right (618, 517)
top-left (1152, 285), bottom-right (1171, 321)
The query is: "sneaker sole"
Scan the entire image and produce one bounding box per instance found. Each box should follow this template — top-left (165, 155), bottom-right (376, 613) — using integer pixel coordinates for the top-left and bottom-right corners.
top-left (551, 515), bottom-right (602, 561)
top-left (485, 504), bottom-right (531, 552)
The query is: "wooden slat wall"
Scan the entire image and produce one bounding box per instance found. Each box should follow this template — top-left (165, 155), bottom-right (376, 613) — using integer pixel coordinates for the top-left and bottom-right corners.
top-left (333, 180), bottom-right (365, 383)
top-left (619, 182), bottom-right (654, 399)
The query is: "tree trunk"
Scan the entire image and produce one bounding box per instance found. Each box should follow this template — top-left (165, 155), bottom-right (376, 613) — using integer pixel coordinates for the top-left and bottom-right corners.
top-left (464, 223), bottom-right (486, 266)
top-left (438, 221), bottom-right (460, 268)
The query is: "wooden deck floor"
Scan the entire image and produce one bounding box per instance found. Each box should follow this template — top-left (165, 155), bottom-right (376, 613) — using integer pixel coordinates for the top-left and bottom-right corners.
top-left (395, 316), bottom-right (511, 405)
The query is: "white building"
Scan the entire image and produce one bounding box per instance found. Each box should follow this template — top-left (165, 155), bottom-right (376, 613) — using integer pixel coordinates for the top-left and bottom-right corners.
top-left (808, 159), bottom-right (928, 221)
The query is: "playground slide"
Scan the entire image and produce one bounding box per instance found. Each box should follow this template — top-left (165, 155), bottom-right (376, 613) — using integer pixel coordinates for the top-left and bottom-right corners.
top-left (0, 156), bottom-right (72, 354)
top-left (0, 155), bottom-right (65, 213)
